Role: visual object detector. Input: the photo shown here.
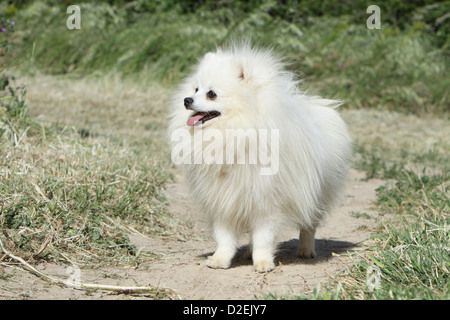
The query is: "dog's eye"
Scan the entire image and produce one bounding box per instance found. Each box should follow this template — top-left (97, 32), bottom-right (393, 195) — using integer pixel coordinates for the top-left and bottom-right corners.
top-left (195, 88), bottom-right (198, 93)
top-left (207, 90), bottom-right (217, 100)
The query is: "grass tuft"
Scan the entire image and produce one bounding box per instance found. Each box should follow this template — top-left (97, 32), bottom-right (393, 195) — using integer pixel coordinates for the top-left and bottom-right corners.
top-left (0, 76), bottom-right (182, 266)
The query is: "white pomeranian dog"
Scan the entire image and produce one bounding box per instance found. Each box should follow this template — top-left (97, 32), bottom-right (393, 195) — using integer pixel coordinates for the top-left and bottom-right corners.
top-left (168, 43), bottom-right (351, 272)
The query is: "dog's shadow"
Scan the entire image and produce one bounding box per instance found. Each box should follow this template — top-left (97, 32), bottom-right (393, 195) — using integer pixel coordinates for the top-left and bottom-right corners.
top-left (199, 238), bottom-right (357, 268)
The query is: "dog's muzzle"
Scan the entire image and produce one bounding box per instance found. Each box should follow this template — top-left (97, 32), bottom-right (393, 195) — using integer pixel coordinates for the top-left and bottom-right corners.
top-left (184, 97), bottom-right (194, 110)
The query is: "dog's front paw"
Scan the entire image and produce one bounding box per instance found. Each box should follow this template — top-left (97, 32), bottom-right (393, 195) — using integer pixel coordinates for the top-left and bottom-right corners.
top-left (297, 247), bottom-right (316, 259)
top-left (253, 259), bottom-right (275, 273)
top-left (206, 254), bottom-right (232, 269)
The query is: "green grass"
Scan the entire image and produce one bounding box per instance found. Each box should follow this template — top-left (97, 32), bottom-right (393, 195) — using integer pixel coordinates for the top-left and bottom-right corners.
top-left (0, 77), bottom-right (180, 266)
top-left (8, 0), bottom-right (450, 115)
top-left (310, 167), bottom-right (449, 300)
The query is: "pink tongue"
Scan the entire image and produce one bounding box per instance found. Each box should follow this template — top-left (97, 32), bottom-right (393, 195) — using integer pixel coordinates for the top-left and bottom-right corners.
top-left (187, 114), bottom-right (204, 126)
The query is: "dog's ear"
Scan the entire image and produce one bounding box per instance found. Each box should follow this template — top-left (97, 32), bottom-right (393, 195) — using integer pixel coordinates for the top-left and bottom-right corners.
top-left (234, 57), bottom-right (249, 82)
top-left (239, 64), bottom-right (246, 80)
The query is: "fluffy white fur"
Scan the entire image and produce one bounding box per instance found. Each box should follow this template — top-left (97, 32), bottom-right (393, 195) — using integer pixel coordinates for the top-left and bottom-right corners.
top-left (168, 44), bottom-right (352, 272)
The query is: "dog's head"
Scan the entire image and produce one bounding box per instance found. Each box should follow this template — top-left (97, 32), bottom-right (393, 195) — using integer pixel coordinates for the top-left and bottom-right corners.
top-left (182, 51), bottom-right (244, 128)
top-left (178, 45), bottom-right (287, 129)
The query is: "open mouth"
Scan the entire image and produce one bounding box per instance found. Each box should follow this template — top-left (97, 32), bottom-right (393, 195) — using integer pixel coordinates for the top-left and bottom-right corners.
top-left (187, 111), bottom-right (221, 127)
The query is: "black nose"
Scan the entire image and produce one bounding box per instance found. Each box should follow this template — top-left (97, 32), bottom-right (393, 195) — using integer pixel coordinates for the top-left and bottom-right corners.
top-left (184, 97), bottom-right (194, 109)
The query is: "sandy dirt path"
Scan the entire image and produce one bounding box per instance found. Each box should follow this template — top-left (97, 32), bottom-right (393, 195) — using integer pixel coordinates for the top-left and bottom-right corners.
top-left (137, 169), bottom-right (384, 299)
top-left (0, 169), bottom-right (383, 299)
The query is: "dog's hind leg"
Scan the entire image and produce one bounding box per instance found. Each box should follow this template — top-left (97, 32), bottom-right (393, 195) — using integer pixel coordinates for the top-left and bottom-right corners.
top-left (297, 227), bottom-right (317, 259)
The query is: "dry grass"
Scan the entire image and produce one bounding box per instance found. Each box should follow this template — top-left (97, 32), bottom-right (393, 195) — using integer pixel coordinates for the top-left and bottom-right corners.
top-left (24, 74), bottom-right (169, 138)
top-left (343, 109), bottom-right (449, 155)
top-left (342, 109), bottom-right (450, 178)
top-left (0, 74), bottom-right (184, 267)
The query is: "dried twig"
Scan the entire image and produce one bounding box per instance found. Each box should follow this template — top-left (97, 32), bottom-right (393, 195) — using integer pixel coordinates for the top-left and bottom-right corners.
top-left (0, 237), bottom-right (179, 299)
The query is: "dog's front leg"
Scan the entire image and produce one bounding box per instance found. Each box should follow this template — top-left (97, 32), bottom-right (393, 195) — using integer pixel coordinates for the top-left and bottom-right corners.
top-left (206, 223), bottom-right (237, 269)
top-left (252, 224), bottom-right (276, 272)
